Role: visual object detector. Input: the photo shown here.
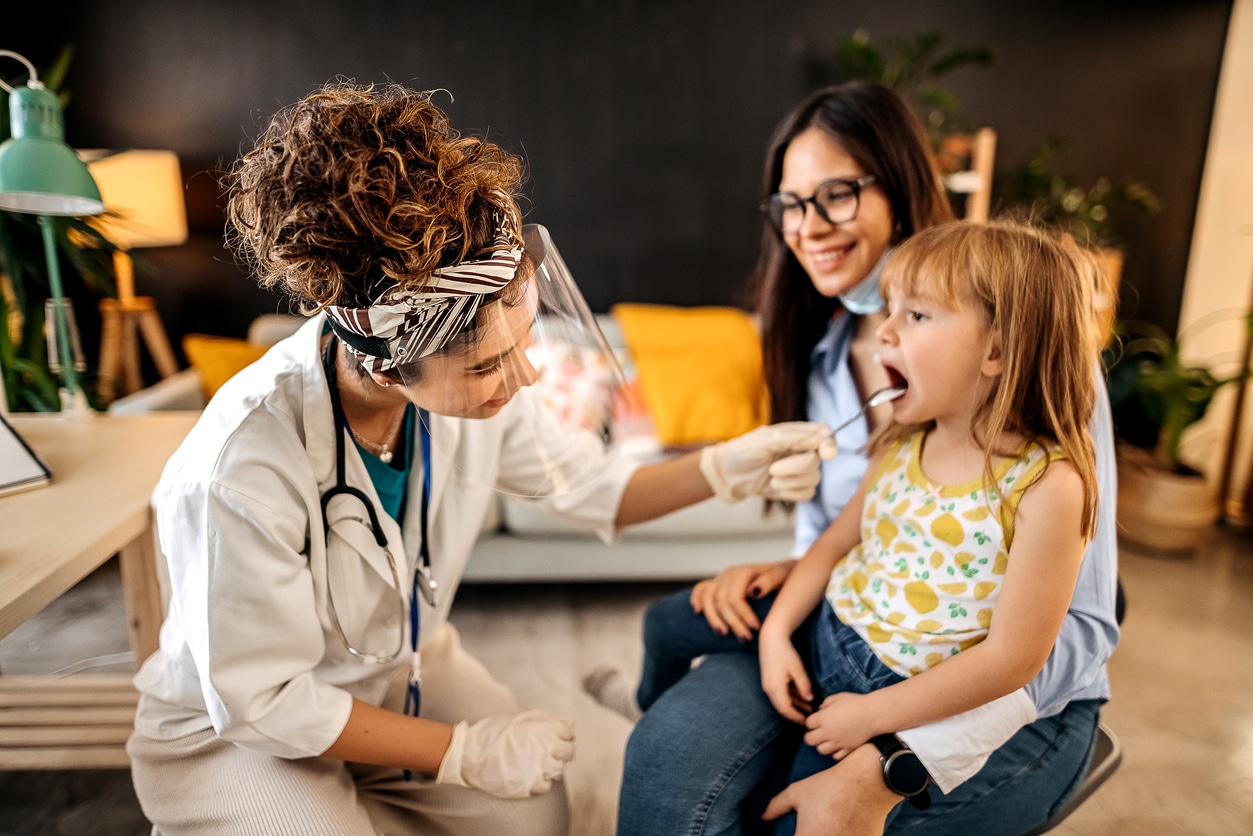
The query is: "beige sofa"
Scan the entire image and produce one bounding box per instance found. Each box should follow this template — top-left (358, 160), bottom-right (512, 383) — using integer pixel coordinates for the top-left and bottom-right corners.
top-left (109, 313), bottom-right (795, 582)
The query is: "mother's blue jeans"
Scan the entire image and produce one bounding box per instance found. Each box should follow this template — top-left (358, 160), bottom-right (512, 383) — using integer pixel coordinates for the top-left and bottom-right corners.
top-left (617, 587), bottom-right (1101, 836)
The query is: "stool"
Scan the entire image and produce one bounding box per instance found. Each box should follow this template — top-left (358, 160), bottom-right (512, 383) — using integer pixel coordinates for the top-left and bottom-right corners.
top-left (1024, 723), bottom-right (1122, 834)
top-left (97, 295), bottom-right (178, 404)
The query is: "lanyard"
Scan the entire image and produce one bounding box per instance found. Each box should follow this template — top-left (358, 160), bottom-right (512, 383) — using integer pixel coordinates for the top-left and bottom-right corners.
top-left (405, 411), bottom-right (433, 724)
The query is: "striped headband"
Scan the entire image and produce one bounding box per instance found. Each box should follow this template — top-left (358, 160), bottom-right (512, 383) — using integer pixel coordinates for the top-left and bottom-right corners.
top-left (325, 230), bottom-right (523, 373)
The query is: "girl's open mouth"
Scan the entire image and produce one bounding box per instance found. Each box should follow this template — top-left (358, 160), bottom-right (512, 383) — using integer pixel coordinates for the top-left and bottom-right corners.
top-left (883, 365), bottom-right (909, 392)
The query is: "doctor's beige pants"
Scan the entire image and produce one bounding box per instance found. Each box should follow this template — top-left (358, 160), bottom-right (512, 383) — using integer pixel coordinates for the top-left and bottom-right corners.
top-left (126, 623), bottom-right (570, 836)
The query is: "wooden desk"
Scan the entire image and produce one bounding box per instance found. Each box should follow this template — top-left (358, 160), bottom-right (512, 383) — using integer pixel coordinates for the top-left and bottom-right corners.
top-left (0, 411), bottom-right (198, 769)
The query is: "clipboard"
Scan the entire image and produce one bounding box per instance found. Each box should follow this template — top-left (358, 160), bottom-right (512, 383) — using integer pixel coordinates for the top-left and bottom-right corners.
top-left (0, 412), bottom-right (53, 497)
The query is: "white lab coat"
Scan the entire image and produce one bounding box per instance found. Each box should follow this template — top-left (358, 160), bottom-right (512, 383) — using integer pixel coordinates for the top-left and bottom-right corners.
top-left (132, 315), bottom-right (638, 759)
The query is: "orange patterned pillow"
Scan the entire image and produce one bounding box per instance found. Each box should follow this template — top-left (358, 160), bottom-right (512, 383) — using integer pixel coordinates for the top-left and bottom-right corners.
top-left (182, 334), bottom-right (269, 399)
top-left (611, 304), bottom-right (768, 447)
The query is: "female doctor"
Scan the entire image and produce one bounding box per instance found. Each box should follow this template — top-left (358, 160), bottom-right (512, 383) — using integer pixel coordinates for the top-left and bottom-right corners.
top-left (124, 81), bottom-right (835, 836)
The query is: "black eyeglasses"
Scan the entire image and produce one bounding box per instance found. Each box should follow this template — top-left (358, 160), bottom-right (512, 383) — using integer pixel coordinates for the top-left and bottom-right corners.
top-left (761, 175), bottom-right (877, 234)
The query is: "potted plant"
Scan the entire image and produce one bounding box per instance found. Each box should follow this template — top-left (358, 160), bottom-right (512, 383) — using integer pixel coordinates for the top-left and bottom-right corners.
top-left (1103, 314), bottom-right (1252, 552)
top-left (823, 29), bottom-right (999, 221)
top-left (0, 46), bottom-right (117, 412)
top-left (829, 29), bottom-right (997, 147)
top-left (1001, 139), bottom-right (1161, 339)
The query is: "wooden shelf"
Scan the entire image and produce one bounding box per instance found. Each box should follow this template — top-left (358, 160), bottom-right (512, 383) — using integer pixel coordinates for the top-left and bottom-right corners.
top-left (0, 674), bottom-right (137, 770)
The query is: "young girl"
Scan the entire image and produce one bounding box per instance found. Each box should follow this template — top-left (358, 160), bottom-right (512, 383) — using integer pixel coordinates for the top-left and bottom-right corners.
top-left (755, 220), bottom-right (1100, 827)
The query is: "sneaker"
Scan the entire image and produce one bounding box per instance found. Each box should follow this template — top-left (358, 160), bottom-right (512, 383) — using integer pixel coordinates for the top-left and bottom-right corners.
top-left (581, 664), bottom-right (643, 722)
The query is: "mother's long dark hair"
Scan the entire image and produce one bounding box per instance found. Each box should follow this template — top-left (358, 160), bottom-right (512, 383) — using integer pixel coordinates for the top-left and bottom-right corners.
top-left (749, 81), bottom-right (954, 423)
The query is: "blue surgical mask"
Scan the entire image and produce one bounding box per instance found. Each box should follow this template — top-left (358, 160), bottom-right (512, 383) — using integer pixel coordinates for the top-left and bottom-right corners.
top-left (838, 248), bottom-right (891, 315)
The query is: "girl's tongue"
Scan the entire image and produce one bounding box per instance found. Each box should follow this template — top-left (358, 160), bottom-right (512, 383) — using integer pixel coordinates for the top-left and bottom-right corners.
top-left (884, 366), bottom-right (909, 391)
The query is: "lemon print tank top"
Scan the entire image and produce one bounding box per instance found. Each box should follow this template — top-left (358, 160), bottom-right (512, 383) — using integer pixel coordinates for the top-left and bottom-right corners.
top-left (827, 430), bottom-right (1065, 678)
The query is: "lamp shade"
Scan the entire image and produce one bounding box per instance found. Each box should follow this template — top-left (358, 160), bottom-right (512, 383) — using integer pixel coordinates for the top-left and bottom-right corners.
top-left (0, 83), bottom-right (103, 216)
top-left (84, 149), bottom-right (187, 248)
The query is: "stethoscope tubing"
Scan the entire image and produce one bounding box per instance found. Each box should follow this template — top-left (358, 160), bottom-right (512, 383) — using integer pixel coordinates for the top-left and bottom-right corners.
top-left (320, 335), bottom-right (410, 665)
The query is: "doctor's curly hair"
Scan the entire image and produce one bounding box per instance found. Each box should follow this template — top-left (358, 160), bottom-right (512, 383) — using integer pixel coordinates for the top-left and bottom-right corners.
top-left (225, 81), bottom-right (525, 311)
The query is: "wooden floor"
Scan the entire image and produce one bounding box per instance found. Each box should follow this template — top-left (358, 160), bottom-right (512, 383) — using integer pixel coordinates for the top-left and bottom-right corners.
top-left (3, 527), bottom-right (1253, 835)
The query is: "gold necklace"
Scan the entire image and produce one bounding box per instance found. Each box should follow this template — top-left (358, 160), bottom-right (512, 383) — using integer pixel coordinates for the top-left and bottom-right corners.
top-left (354, 406), bottom-right (406, 464)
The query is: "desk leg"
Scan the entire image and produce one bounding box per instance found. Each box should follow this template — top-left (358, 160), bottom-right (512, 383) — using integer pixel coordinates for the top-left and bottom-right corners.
top-left (118, 526), bottom-right (163, 667)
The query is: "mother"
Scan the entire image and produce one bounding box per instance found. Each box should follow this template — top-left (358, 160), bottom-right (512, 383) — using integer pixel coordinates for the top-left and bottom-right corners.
top-left (615, 80), bottom-right (1120, 835)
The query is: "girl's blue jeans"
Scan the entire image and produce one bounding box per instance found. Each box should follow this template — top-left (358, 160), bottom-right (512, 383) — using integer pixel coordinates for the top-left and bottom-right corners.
top-left (617, 586), bottom-right (1101, 836)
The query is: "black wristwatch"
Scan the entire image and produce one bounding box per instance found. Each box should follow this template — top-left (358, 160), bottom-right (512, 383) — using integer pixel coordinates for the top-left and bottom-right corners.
top-left (869, 734), bottom-right (932, 810)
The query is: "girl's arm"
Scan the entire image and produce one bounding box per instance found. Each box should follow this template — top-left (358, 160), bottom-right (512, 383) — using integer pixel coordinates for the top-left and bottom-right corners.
top-left (806, 460), bottom-right (1087, 758)
top-left (758, 466), bottom-right (872, 721)
top-left (762, 472), bottom-right (869, 640)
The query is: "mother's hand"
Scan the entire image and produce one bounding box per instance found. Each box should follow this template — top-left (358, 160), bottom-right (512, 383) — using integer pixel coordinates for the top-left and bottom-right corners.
top-left (761, 742), bottom-right (901, 836)
top-left (689, 559), bottom-right (795, 641)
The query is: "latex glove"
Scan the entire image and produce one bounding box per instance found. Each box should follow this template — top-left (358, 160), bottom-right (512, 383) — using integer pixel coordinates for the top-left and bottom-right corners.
top-left (436, 710), bottom-right (575, 799)
top-left (700, 422), bottom-right (838, 503)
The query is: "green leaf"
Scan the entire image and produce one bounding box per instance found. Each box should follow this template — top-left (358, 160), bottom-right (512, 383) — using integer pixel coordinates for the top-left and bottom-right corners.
top-left (834, 32), bottom-right (885, 83)
top-left (829, 28), bottom-right (994, 144)
top-left (1106, 313), bottom-right (1253, 468)
top-left (928, 47), bottom-right (998, 78)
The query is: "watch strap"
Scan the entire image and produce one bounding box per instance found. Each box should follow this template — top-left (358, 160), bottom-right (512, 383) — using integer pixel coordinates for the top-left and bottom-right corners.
top-left (869, 734), bottom-right (932, 810)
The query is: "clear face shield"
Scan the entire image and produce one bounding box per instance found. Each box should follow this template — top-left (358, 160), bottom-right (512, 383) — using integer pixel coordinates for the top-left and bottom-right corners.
top-left (387, 224), bottom-right (627, 497)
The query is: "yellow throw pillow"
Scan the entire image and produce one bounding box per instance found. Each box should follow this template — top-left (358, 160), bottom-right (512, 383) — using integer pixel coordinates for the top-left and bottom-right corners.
top-left (611, 303), bottom-right (768, 447)
top-left (182, 334), bottom-right (269, 400)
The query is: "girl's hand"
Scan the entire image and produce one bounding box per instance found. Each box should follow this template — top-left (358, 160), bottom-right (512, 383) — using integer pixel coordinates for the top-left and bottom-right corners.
top-left (690, 559), bottom-right (795, 641)
top-left (803, 692), bottom-right (879, 761)
top-left (758, 629), bottom-right (813, 723)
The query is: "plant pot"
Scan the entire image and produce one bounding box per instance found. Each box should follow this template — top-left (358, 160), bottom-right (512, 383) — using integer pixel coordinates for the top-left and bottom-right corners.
top-left (1115, 444), bottom-right (1220, 553)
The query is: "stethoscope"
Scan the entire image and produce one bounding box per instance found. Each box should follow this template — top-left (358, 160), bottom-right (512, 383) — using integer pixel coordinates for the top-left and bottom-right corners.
top-left (319, 335), bottom-right (438, 671)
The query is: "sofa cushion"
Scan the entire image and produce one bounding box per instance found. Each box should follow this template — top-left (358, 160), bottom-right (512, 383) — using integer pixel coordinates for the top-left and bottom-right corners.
top-left (611, 304), bottom-right (768, 447)
top-left (181, 315), bottom-right (305, 400)
top-left (182, 334), bottom-right (271, 400)
top-left (500, 494), bottom-right (793, 539)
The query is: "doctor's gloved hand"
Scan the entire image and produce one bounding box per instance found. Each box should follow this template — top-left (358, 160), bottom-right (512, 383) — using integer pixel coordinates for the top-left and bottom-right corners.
top-left (436, 710), bottom-right (575, 799)
top-left (700, 422), bottom-right (838, 504)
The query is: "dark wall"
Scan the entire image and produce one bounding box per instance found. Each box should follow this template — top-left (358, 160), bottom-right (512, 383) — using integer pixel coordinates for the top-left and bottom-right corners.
top-left (9, 0), bottom-right (1232, 363)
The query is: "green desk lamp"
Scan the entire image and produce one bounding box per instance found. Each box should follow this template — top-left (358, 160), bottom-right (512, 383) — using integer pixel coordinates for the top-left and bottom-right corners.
top-left (0, 49), bottom-right (104, 416)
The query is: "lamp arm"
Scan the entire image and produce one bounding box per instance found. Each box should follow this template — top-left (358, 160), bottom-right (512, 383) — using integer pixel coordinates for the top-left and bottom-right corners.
top-left (39, 216), bottom-right (80, 398)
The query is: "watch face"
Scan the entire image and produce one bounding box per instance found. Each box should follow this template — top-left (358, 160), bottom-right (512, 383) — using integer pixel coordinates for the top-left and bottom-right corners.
top-left (885, 750), bottom-right (931, 796)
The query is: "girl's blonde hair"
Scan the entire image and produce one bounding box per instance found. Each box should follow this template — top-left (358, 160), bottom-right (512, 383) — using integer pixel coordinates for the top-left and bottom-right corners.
top-left (875, 219), bottom-right (1101, 538)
